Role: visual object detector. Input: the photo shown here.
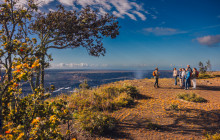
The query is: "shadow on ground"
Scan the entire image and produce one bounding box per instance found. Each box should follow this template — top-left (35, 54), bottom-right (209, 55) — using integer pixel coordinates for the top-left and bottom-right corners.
top-left (136, 93), bottom-right (152, 100)
top-left (101, 127), bottom-right (132, 140)
top-left (197, 85), bottom-right (220, 91)
top-left (161, 108), bottom-right (220, 135)
top-left (102, 108), bottom-right (220, 139)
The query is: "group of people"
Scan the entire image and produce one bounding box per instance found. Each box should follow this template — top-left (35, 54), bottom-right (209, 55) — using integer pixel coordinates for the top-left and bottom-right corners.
top-left (153, 65), bottom-right (199, 90)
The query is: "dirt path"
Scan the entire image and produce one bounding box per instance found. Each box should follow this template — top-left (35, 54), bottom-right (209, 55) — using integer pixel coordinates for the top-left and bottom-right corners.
top-left (101, 77), bottom-right (220, 140)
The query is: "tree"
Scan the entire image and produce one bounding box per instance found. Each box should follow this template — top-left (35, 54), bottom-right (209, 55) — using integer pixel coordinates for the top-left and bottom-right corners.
top-left (206, 60), bottom-right (211, 71)
top-left (0, 1), bottom-right (71, 137)
top-left (30, 5), bottom-right (120, 89)
top-left (0, 1), bottom-right (120, 138)
top-left (199, 61), bottom-right (207, 73)
top-left (0, 0), bottom-right (38, 132)
top-left (79, 79), bottom-right (90, 89)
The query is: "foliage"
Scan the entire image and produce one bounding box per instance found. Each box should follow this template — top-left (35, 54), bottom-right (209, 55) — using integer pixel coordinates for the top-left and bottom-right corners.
top-left (120, 85), bottom-right (139, 99)
top-left (52, 84), bottom-right (138, 135)
top-left (178, 93), bottom-right (207, 103)
top-left (0, 91), bottom-right (72, 139)
top-left (198, 73), bottom-right (212, 79)
top-left (204, 132), bottom-right (220, 140)
top-left (69, 84), bottom-right (138, 112)
top-left (146, 122), bottom-right (161, 130)
top-left (30, 5), bottom-right (120, 88)
top-left (0, 0), bottom-right (120, 138)
top-left (73, 109), bottom-right (116, 135)
top-left (199, 61), bottom-right (207, 74)
top-left (199, 60), bottom-right (211, 74)
top-left (79, 79), bottom-right (90, 89)
top-left (169, 104), bottom-right (179, 111)
top-left (206, 60), bottom-right (212, 71)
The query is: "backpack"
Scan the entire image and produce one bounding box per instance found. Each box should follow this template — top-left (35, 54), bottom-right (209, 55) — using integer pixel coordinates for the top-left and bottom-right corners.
top-left (196, 71), bottom-right (199, 78)
top-left (153, 71), bottom-right (156, 76)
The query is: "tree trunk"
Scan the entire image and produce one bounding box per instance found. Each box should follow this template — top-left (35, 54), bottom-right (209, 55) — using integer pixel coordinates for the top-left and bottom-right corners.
top-left (35, 67), bottom-right (40, 88)
top-left (8, 54), bottom-right (16, 115)
top-left (40, 55), bottom-right (45, 90)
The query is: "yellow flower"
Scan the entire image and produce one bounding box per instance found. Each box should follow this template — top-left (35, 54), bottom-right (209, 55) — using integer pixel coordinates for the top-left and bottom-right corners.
top-left (3, 42), bottom-right (7, 46)
top-left (49, 115), bottom-right (58, 123)
top-left (22, 43), bottom-right (27, 46)
top-left (31, 60), bottom-right (40, 68)
top-left (32, 38), bottom-right (37, 44)
top-left (31, 119), bottom-right (39, 125)
top-left (17, 132), bottom-right (24, 140)
top-left (16, 64), bottom-right (22, 70)
top-left (25, 38), bottom-right (30, 41)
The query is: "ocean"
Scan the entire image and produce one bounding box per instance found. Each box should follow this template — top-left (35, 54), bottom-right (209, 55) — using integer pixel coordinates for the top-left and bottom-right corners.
top-left (18, 69), bottom-right (173, 96)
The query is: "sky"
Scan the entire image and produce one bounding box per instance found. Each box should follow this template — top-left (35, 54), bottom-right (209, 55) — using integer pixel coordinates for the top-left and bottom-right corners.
top-left (4, 0), bottom-right (220, 70)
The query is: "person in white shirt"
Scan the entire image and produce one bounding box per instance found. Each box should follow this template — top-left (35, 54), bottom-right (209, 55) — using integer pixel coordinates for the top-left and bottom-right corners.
top-left (181, 68), bottom-right (186, 88)
top-left (173, 68), bottom-right (178, 85)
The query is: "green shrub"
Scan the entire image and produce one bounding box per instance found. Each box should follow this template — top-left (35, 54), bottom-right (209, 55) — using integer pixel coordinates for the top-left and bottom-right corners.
top-left (146, 122), bottom-right (161, 130)
top-left (198, 73), bottom-right (212, 79)
top-left (79, 79), bottom-right (90, 89)
top-left (73, 109), bottom-right (116, 135)
top-left (178, 93), bottom-right (207, 103)
top-left (104, 87), bottom-right (120, 97)
top-left (63, 84), bottom-right (139, 135)
top-left (70, 85), bottom-right (138, 112)
top-left (112, 92), bottom-right (134, 108)
top-left (120, 86), bottom-right (139, 99)
top-left (169, 104), bottom-right (179, 110)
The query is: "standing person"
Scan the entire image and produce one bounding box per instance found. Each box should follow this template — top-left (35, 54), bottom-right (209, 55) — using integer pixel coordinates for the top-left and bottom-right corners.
top-left (179, 68), bottom-right (182, 87)
top-left (181, 68), bottom-right (186, 88)
top-left (185, 68), bottom-right (191, 90)
top-left (173, 68), bottom-right (178, 85)
top-left (187, 65), bottom-right (192, 86)
top-left (192, 68), bottom-right (199, 89)
top-left (153, 67), bottom-right (160, 88)
top-left (187, 65), bottom-right (192, 73)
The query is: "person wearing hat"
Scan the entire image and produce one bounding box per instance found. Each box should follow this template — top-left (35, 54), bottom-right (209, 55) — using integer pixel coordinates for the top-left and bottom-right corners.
top-left (153, 67), bottom-right (160, 88)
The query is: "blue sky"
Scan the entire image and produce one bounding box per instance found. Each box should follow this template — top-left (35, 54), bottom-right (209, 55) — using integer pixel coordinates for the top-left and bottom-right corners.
top-left (10, 0), bottom-right (220, 70)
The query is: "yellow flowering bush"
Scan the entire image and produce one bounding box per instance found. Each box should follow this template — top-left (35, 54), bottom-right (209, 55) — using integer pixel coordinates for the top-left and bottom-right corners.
top-left (1, 91), bottom-right (70, 139)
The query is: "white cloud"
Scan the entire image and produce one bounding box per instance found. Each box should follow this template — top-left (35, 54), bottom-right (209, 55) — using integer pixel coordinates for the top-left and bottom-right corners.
top-left (0, 0), bottom-right (53, 8)
top-left (1, 0), bottom-right (157, 21)
top-left (112, 11), bottom-right (124, 18)
top-left (196, 35), bottom-right (220, 47)
top-left (3, 0), bottom-right (150, 21)
top-left (132, 11), bottom-right (146, 20)
top-left (143, 27), bottom-right (187, 36)
top-left (58, 0), bottom-right (75, 6)
top-left (126, 12), bottom-right (137, 21)
top-left (51, 63), bottom-right (108, 69)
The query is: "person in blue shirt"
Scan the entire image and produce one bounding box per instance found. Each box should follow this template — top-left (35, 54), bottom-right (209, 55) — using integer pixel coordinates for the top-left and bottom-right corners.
top-left (185, 68), bottom-right (191, 90)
